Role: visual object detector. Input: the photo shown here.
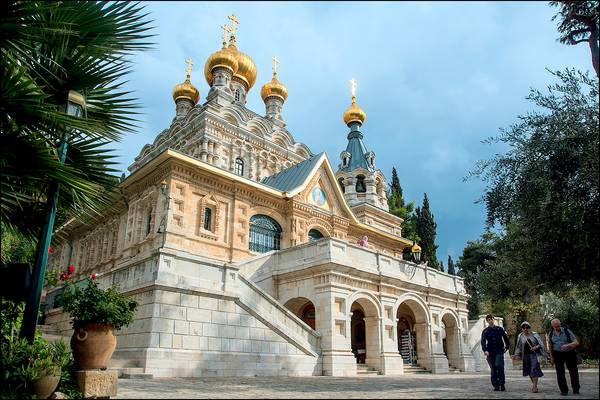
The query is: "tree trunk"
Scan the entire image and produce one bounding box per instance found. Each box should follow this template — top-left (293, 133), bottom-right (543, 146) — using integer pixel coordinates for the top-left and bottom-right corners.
top-left (589, 28), bottom-right (599, 78)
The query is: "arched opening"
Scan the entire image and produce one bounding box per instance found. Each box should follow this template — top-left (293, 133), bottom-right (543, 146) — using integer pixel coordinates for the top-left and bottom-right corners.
top-left (355, 175), bottom-right (366, 193)
top-left (338, 177), bottom-right (345, 193)
top-left (442, 313), bottom-right (461, 370)
top-left (397, 304), bottom-right (417, 365)
top-left (234, 158), bottom-right (244, 176)
top-left (249, 214), bottom-right (282, 253)
top-left (351, 306), bottom-right (366, 364)
top-left (397, 298), bottom-right (431, 369)
top-left (350, 297), bottom-right (381, 370)
top-left (308, 228), bottom-right (324, 243)
top-left (283, 297), bottom-right (316, 331)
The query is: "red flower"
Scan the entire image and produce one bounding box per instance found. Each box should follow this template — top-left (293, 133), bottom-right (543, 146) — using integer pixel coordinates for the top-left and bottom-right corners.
top-left (59, 273), bottom-right (68, 281)
top-left (68, 265), bottom-right (75, 274)
top-left (48, 246), bottom-right (54, 254)
top-left (90, 273), bottom-right (97, 280)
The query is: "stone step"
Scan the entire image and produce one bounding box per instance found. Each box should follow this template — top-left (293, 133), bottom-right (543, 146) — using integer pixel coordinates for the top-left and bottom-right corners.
top-left (117, 368), bottom-right (154, 380)
top-left (357, 370), bottom-right (379, 375)
top-left (403, 365), bottom-right (430, 374)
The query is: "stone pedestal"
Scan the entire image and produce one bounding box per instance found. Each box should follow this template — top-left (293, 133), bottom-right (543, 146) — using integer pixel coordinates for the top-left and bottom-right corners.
top-left (75, 370), bottom-right (118, 398)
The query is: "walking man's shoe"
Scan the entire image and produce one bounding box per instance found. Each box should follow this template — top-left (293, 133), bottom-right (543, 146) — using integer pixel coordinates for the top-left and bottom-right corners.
top-left (573, 389), bottom-right (580, 394)
top-left (560, 392), bottom-right (568, 396)
top-left (500, 385), bottom-right (506, 391)
top-left (494, 386), bottom-right (500, 391)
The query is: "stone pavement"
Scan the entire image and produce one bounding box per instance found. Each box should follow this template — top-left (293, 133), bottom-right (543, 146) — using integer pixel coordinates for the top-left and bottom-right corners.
top-left (115, 368), bottom-right (599, 399)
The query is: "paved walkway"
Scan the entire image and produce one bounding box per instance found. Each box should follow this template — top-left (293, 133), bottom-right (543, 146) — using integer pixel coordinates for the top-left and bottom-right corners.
top-left (116, 369), bottom-right (599, 399)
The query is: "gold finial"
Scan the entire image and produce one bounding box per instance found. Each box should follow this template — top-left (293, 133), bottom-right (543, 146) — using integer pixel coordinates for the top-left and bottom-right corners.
top-left (228, 14), bottom-right (239, 36)
top-left (220, 24), bottom-right (231, 47)
top-left (272, 56), bottom-right (280, 76)
top-left (185, 58), bottom-right (193, 79)
top-left (350, 78), bottom-right (357, 102)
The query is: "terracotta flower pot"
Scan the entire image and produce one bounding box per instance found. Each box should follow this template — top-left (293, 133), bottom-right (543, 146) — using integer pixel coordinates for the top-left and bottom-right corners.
top-left (70, 323), bottom-right (116, 370)
top-left (31, 373), bottom-right (61, 399)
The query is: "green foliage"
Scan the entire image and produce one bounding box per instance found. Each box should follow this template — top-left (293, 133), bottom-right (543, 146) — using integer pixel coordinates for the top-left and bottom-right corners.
top-left (62, 278), bottom-right (138, 331)
top-left (0, 1), bottom-right (153, 240)
top-left (0, 222), bottom-right (35, 265)
top-left (387, 167), bottom-right (419, 255)
top-left (550, 0), bottom-right (599, 76)
top-left (1, 299), bottom-right (73, 398)
top-left (415, 193), bottom-right (439, 269)
top-left (447, 255), bottom-right (456, 275)
top-left (541, 282), bottom-right (599, 358)
top-left (457, 231), bottom-right (499, 319)
top-left (470, 69), bottom-right (599, 295)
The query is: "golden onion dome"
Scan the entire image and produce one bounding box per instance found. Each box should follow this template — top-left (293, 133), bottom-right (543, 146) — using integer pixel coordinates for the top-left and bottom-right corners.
top-left (411, 242), bottom-right (421, 253)
top-left (228, 42), bottom-right (257, 90)
top-left (203, 45), bottom-right (239, 86)
top-left (172, 63), bottom-right (200, 104)
top-left (343, 96), bottom-right (367, 126)
top-left (260, 73), bottom-right (288, 102)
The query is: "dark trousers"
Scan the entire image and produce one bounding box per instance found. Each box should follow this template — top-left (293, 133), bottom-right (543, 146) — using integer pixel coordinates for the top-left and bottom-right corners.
top-left (553, 351), bottom-right (580, 393)
top-left (486, 353), bottom-right (505, 387)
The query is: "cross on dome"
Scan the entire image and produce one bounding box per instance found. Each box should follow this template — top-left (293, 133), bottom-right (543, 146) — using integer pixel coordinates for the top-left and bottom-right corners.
top-left (272, 56), bottom-right (280, 75)
top-left (228, 14), bottom-right (239, 36)
top-left (350, 78), bottom-right (357, 99)
top-left (185, 58), bottom-right (193, 78)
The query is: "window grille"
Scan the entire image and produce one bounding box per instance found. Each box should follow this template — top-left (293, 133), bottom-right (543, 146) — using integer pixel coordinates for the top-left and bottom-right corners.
top-left (203, 207), bottom-right (212, 231)
top-left (235, 158), bottom-right (244, 176)
top-left (249, 215), bottom-right (282, 253)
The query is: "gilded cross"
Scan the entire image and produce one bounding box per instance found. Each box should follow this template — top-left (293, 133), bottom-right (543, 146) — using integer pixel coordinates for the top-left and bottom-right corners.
top-left (220, 24), bottom-right (231, 44)
top-left (350, 78), bottom-right (357, 98)
top-left (185, 58), bottom-right (194, 78)
top-left (228, 14), bottom-right (239, 36)
top-left (272, 56), bottom-right (280, 75)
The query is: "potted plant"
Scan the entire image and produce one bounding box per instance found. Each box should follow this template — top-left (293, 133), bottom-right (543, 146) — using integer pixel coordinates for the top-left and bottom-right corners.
top-left (62, 275), bottom-right (137, 370)
top-left (30, 338), bottom-right (71, 399)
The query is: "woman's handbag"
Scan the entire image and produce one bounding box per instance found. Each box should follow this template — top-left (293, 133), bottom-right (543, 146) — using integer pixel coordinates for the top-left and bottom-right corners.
top-left (526, 336), bottom-right (547, 365)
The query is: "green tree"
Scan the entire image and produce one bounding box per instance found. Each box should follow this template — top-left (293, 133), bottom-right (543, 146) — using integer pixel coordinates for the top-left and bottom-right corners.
top-left (457, 232), bottom-right (499, 319)
top-left (471, 69), bottom-right (599, 295)
top-left (387, 167), bottom-right (419, 244)
top-left (415, 193), bottom-right (439, 269)
top-left (0, 1), bottom-right (153, 240)
top-left (550, 0), bottom-right (599, 77)
top-left (447, 255), bottom-right (456, 275)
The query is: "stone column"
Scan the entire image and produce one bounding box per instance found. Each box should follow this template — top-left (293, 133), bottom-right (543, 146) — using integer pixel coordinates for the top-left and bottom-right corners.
top-left (364, 316), bottom-right (382, 371)
top-left (343, 176), bottom-right (358, 206)
top-left (200, 139), bottom-right (208, 162)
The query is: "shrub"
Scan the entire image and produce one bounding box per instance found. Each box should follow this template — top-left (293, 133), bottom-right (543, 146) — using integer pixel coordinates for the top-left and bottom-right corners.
top-left (62, 277), bottom-right (137, 330)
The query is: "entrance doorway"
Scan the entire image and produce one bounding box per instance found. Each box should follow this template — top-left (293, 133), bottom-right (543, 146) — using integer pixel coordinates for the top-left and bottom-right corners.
top-left (397, 304), bottom-right (417, 365)
top-left (351, 306), bottom-right (366, 363)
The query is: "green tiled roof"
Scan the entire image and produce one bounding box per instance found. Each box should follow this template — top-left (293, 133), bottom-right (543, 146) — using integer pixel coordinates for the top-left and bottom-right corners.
top-left (261, 153), bottom-right (324, 192)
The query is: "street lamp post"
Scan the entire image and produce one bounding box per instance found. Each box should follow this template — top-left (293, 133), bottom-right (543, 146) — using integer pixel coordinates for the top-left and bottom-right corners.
top-left (411, 242), bottom-right (422, 264)
top-left (20, 90), bottom-right (85, 342)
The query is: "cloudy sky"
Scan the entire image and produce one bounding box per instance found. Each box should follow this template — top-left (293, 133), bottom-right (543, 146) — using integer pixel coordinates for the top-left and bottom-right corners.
top-left (117, 1), bottom-right (592, 267)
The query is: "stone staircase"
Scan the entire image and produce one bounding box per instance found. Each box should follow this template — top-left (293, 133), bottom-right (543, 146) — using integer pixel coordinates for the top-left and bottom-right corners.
top-left (356, 364), bottom-right (379, 376)
top-left (403, 364), bottom-right (430, 374)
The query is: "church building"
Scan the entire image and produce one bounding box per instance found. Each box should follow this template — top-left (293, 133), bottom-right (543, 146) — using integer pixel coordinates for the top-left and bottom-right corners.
top-left (45, 15), bottom-right (475, 378)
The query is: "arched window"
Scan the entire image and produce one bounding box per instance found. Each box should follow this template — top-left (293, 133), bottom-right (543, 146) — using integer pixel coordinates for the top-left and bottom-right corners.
top-left (249, 215), bottom-right (282, 253)
top-left (301, 303), bottom-right (316, 330)
top-left (308, 229), bottom-right (324, 243)
top-left (356, 175), bottom-right (366, 193)
top-left (203, 207), bottom-right (212, 231)
top-left (338, 177), bottom-right (345, 193)
top-left (235, 158), bottom-right (244, 176)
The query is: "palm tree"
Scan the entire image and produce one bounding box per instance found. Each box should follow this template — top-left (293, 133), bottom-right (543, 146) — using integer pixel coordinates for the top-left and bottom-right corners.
top-left (0, 1), bottom-right (153, 239)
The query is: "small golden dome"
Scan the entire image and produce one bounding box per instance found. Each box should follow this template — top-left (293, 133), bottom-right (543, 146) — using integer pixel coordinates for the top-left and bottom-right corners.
top-left (260, 73), bottom-right (288, 102)
top-left (343, 96), bottom-right (366, 126)
top-left (172, 60), bottom-right (200, 104)
top-left (230, 44), bottom-right (257, 90)
top-left (204, 45), bottom-right (239, 86)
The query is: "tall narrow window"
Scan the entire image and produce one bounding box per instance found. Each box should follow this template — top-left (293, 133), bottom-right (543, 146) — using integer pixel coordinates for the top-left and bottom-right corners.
top-left (235, 158), bottom-right (244, 176)
top-left (249, 215), bottom-right (282, 253)
top-left (235, 89), bottom-right (240, 102)
top-left (146, 208), bottom-right (152, 235)
top-left (356, 175), bottom-right (366, 193)
top-left (203, 207), bottom-right (212, 231)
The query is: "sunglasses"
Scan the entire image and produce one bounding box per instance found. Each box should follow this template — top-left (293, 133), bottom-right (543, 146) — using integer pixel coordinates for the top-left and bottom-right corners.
top-left (522, 326), bottom-right (530, 329)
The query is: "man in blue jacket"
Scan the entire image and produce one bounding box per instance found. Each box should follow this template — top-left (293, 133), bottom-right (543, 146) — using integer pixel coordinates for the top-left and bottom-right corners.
top-left (481, 314), bottom-right (511, 391)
